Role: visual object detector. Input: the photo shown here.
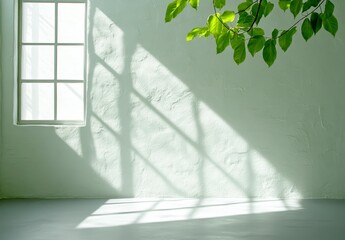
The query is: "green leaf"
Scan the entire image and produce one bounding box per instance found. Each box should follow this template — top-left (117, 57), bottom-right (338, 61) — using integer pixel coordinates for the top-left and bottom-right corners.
top-left (186, 27), bottom-right (209, 41)
top-left (230, 33), bottom-right (244, 49)
top-left (214, 0), bottom-right (226, 9)
top-left (188, 0), bottom-right (199, 9)
top-left (248, 35), bottom-right (265, 56)
top-left (230, 33), bottom-right (246, 65)
top-left (310, 12), bottom-right (322, 34)
top-left (263, 39), bottom-right (277, 67)
top-left (324, 0), bottom-right (334, 18)
top-left (251, 3), bottom-right (259, 15)
top-left (221, 11), bottom-right (235, 23)
top-left (290, 0), bottom-right (302, 18)
top-left (310, 0), bottom-right (321, 7)
top-left (165, 0), bottom-right (187, 22)
top-left (323, 15), bottom-right (338, 37)
top-left (264, 2), bottom-right (274, 17)
top-left (302, 1), bottom-right (312, 12)
top-left (272, 28), bottom-right (279, 39)
top-left (249, 27), bottom-right (265, 36)
top-left (302, 0), bottom-right (320, 11)
top-left (301, 18), bottom-right (313, 41)
top-left (208, 14), bottom-right (225, 37)
top-left (216, 31), bottom-right (231, 53)
top-left (238, 1), bottom-right (252, 12)
top-left (237, 12), bottom-right (255, 28)
top-left (279, 0), bottom-right (291, 11)
top-left (278, 27), bottom-right (297, 51)
top-left (233, 39), bottom-right (246, 65)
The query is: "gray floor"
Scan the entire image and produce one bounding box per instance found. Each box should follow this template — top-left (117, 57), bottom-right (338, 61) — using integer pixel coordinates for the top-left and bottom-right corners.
top-left (0, 198), bottom-right (345, 240)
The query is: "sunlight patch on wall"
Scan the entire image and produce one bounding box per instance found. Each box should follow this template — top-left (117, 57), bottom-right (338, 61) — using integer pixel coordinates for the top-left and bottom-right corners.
top-left (88, 115), bottom-right (123, 191)
top-left (130, 45), bottom-right (301, 198)
top-left (93, 8), bottom-right (124, 75)
top-left (77, 198), bottom-right (302, 228)
top-left (55, 127), bottom-right (82, 156)
top-left (130, 45), bottom-right (204, 196)
top-left (91, 62), bottom-right (121, 129)
top-left (53, 8), bottom-right (303, 198)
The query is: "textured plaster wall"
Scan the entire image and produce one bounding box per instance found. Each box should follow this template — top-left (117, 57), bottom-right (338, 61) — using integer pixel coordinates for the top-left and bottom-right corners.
top-left (1, 0), bottom-right (345, 198)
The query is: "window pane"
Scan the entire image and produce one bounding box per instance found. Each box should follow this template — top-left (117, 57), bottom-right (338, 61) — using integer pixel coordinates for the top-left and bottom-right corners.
top-left (22, 3), bottom-right (55, 43)
top-left (21, 83), bottom-right (54, 120)
top-left (58, 3), bottom-right (85, 43)
top-left (21, 45), bottom-right (54, 80)
top-left (57, 46), bottom-right (84, 80)
top-left (57, 83), bottom-right (84, 121)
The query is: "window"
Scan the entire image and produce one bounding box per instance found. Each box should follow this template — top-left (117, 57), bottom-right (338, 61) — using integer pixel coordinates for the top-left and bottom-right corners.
top-left (17, 0), bottom-right (87, 125)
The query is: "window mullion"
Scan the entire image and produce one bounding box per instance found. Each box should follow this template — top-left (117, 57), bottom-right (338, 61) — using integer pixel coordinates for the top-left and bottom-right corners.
top-left (54, 2), bottom-right (58, 121)
top-left (18, 0), bottom-right (23, 123)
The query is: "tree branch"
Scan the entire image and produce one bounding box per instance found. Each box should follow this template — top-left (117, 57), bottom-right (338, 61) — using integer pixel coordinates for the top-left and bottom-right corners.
top-left (279, 0), bottom-right (326, 38)
top-left (246, 0), bottom-right (263, 33)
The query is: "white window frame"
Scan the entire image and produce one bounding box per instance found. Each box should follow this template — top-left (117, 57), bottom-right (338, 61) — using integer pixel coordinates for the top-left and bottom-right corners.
top-left (17, 0), bottom-right (87, 126)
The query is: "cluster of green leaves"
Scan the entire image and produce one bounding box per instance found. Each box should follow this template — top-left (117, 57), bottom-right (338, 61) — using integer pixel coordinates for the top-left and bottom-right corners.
top-left (165, 0), bottom-right (338, 66)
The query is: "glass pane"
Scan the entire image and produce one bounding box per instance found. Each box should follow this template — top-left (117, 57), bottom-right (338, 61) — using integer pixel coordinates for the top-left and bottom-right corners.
top-left (22, 3), bottom-right (55, 43)
top-left (57, 83), bottom-right (84, 121)
top-left (58, 3), bottom-right (85, 43)
top-left (57, 46), bottom-right (84, 80)
top-left (21, 45), bottom-right (54, 80)
top-left (21, 83), bottom-right (54, 120)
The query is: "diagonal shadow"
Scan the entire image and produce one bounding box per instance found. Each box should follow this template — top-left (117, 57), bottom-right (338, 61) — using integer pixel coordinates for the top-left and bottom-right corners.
top-left (93, 53), bottom-right (250, 197)
top-left (92, 0), bottom-right (345, 199)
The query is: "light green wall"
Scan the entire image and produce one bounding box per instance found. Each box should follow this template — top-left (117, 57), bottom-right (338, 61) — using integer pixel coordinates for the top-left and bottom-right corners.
top-left (1, 0), bottom-right (345, 198)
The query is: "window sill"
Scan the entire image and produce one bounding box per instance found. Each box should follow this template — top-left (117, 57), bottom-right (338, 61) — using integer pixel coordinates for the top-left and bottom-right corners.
top-left (16, 120), bottom-right (86, 127)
